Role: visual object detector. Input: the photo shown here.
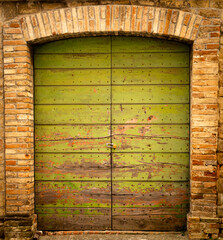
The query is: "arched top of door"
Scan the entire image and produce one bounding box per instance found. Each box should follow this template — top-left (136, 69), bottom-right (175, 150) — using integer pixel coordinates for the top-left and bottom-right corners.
top-left (4, 5), bottom-right (204, 45)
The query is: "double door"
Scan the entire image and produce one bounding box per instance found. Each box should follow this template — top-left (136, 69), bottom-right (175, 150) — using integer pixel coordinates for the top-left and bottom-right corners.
top-left (34, 36), bottom-right (190, 231)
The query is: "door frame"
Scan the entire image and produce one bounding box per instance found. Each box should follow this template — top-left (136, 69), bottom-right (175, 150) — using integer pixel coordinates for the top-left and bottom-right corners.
top-left (3, 5), bottom-right (219, 237)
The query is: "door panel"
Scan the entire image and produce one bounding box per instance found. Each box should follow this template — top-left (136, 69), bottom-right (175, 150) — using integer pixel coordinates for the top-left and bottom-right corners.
top-left (35, 69), bottom-right (110, 86)
top-left (112, 153), bottom-right (189, 181)
top-left (112, 53), bottom-right (189, 68)
top-left (34, 36), bottom-right (111, 230)
top-left (35, 105), bottom-right (110, 124)
top-left (34, 53), bottom-right (111, 69)
top-left (112, 68), bottom-right (189, 85)
top-left (35, 86), bottom-right (110, 104)
top-left (37, 212), bottom-right (111, 231)
top-left (35, 125), bottom-right (110, 153)
top-left (112, 104), bottom-right (189, 124)
top-left (112, 85), bottom-right (189, 104)
top-left (35, 153), bottom-right (110, 181)
top-left (34, 37), bottom-right (111, 53)
top-left (36, 181), bottom-right (111, 208)
top-left (111, 36), bottom-right (189, 231)
top-left (112, 36), bottom-right (190, 53)
top-left (34, 36), bottom-right (190, 231)
top-left (112, 182), bottom-right (189, 208)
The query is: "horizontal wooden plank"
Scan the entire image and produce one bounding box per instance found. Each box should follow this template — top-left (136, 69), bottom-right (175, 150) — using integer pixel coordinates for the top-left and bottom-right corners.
top-left (35, 69), bottom-right (110, 86)
top-left (113, 153), bottom-right (189, 166)
top-left (112, 104), bottom-right (189, 124)
top-left (35, 139), bottom-right (110, 153)
top-left (37, 214), bottom-right (111, 230)
top-left (112, 124), bottom-right (189, 152)
top-left (112, 36), bottom-right (190, 53)
top-left (35, 181), bottom-right (111, 208)
top-left (112, 135), bottom-right (189, 152)
top-left (112, 215), bottom-right (186, 231)
top-left (35, 86), bottom-right (110, 104)
top-left (35, 125), bottom-right (110, 141)
top-left (36, 207), bottom-right (110, 215)
top-left (35, 125), bottom-right (110, 152)
top-left (112, 182), bottom-right (189, 208)
top-left (34, 53), bottom-right (110, 69)
top-left (112, 125), bottom-right (189, 138)
top-left (112, 207), bottom-right (188, 216)
top-left (35, 105), bottom-right (110, 124)
top-left (112, 52), bottom-right (189, 68)
top-left (112, 68), bottom-right (189, 85)
top-left (112, 153), bottom-right (189, 181)
top-left (35, 124), bottom-right (189, 140)
top-left (112, 85), bottom-right (189, 104)
top-left (34, 37), bottom-right (111, 54)
top-left (35, 153), bottom-right (111, 181)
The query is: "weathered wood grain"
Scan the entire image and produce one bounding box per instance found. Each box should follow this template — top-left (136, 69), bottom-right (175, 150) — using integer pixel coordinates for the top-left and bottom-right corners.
top-left (112, 85), bottom-right (189, 103)
top-left (34, 37), bottom-right (110, 54)
top-left (35, 125), bottom-right (111, 153)
top-left (36, 207), bottom-right (111, 215)
top-left (112, 36), bottom-right (190, 53)
top-left (35, 139), bottom-right (110, 152)
top-left (35, 105), bottom-right (110, 124)
top-left (112, 136), bottom-right (189, 152)
top-left (112, 182), bottom-right (189, 208)
top-left (112, 207), bottom-right (188, 215)
top-left (112, 125), bottom-right (189, 138)
top-left (111, 124), bottom-right (189, 152)
top-left (35, 153), bottom-right (110, 181)
top-left (35, 86), bottom-right (110, 104)
top-left (112, 52), bottom-right (189, 68)
top-left (35, 125), bottom-right (111, 141)
top-left (112, 68), bottom-right (189, 85)
top-left (34, 53), bottom-right (110, 69)
top-left (37, 213), bottom-right (111, 230)
top-left (112, 215), bottom-right (187, 231)
top-left (35, 181), bottom-right (111, 208)
top-left (112, 104), bottom-right (189, 124)
top-left (112, 153), bottom-right (189, 181)
top-left (35, 69), bottom-right (110, 86)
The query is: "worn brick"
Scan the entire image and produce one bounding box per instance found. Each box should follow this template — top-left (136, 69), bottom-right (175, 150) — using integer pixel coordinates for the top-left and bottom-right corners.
top-left (0, 3), bottom-right (221, 239)
top-left (18, 2), bottom-right (40, 15)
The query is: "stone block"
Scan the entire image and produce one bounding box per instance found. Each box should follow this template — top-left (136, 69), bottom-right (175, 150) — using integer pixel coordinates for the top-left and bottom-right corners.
top-left (220, 166), bottom-right (223, 178)
top-left (218, 206), bottom-right (223, 217)
top-left (200, 217), bottom-right (221, 223)
top-left (188, 0), bottom-right (209, 8)
top-left (218, 193), bottom-right (223, 206)
top-left (41, 3), bottom-right (67, 10)
top-left (2, 2), bottom-right (17, 20)
top-left (218, 178), bottom-right (223, 193)
top-left (219, 139), bottom-right (223, 151)
top-left (210, 0), bottom-right (223, 8)
top-left (18, 2), bottom-right (40, 14)
top-left (198, 9), bottom-right (221, 18)
top-left (188, 216), bottom-right (200, 223)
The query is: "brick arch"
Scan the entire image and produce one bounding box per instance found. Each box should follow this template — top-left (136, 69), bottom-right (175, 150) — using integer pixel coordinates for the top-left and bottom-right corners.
top-left (3, 4), bottom-right (221, 239)
top-left (18, 5), bottom-right (202, 43)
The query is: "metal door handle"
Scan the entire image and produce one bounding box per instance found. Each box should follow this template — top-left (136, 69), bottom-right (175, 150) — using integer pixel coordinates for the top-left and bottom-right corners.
top-left (106, 143), bottom-right (117, 149)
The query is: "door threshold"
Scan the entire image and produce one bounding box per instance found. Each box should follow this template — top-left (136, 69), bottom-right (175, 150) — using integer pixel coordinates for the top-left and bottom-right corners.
top-left (37, 231), bottom-right (187, 236)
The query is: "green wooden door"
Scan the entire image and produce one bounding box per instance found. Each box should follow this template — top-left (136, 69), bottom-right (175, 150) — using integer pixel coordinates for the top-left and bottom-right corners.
top-left (111, 37), bottom-right (190, 231)
top-left (34, 36), bottom-right (190, 231)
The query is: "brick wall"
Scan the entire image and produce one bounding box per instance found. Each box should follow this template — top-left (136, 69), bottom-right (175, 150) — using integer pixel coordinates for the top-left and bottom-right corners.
top-left (0, 1), bottom-right (222, 239)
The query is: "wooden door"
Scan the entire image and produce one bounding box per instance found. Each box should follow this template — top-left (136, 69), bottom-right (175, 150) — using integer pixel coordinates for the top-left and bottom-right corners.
top-left (34, 37), bottom-right (112, 230)
top-left (111, 37), bottom-right (190, 231)
top-left (34, 36), bottom-right (190, 231)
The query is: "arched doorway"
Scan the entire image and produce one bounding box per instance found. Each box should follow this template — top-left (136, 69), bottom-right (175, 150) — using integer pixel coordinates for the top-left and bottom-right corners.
top-left (34, 36), bottom-right (190, 231)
